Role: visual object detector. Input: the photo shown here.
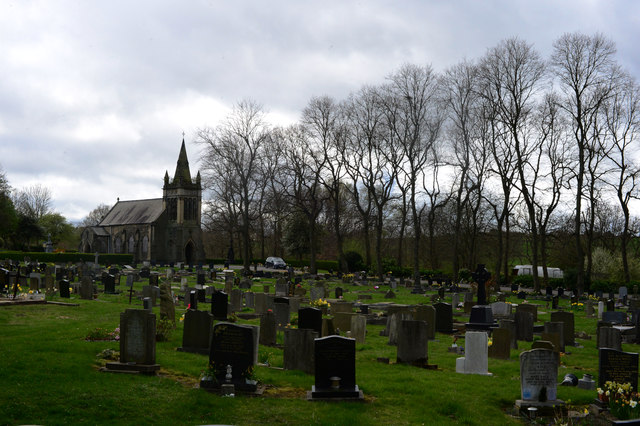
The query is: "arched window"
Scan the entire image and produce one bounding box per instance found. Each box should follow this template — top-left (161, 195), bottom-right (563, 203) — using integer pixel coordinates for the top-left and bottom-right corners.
top-left (114, 237), bottom-right (122, 254)
top-left (142, 236), bottom-right (149, 254)
top-left (128, 235), bottom-right (135, 253)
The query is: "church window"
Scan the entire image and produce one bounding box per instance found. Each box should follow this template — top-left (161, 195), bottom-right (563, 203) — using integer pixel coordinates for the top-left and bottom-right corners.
top-left (142, 236), bottom-right (149, 254)
top-left (114, 237), bottom-right (122, 254)
top-left (128, 235), bottom-right (135, 253)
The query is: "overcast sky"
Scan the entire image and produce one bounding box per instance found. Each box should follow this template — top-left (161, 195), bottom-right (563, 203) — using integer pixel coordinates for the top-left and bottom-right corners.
top-left (1, 0), bottom-right (639, 223)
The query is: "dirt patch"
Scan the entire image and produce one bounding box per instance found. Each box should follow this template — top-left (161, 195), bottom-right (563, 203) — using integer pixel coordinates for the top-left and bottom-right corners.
top-left (261, 385), bottom-right (308, 399)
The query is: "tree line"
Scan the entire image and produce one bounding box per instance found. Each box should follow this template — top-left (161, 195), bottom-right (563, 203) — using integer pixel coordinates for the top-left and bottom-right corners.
top-left (197, 33), bottom-right (640, 293)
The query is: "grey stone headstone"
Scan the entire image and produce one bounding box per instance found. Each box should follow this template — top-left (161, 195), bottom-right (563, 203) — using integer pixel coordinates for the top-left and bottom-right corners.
top-left (597, 327), bottom-right (622, 351)
top-left (514, 311), bottom-right (533, 342)
top-left (230, 289), bottom-right (243, 312)
top-left (333, 312), bottom-right (357, 333)
top-left (254, 292), bottom-right (267, 315)
top-left (516, 303), bottom-right (537, 322)
top-left (244, 291), bottom-right (255, 308)
top-left (396, 320), bottom-right (428, 366)
top-left (259, 311), bottom-right (277, 346)
top-left (490, 301), bottom-right (512, 318)
top-left (119, 309), bottom-right (157, 365)
top-left (388, 312), bottom-right (414, 345)
top-left (519, 349), bottom-right (558, 402)
top-left (283, 328), bottom-right (317, 374)
top-left (350, 315), bottom-right (367, 344)
top-left (455, 331), bottom-right (490, 375)
top-left (413, 305), bottom-right (436, 340)
top-left (543, 322), bottom-right (565, 353)
top-left (274, 302), bottom-right (291, 329)
top-left (79, 276), bottom-right (94, 300)
top-left (550, 311), bottom-right (575, 347)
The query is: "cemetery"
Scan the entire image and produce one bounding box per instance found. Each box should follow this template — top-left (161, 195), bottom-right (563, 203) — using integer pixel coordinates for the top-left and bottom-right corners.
top-left (2, 259), bottom-right (640, 424)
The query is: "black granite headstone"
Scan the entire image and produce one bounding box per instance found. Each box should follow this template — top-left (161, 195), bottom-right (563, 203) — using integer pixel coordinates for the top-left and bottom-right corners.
top-left (298, 307), bottom-right (323, 336)
top-left (311, 336), bottom-right (361, 398)
top-left (209, 322), bottom-right (258, 391)
top-left (211, 291), bottom-right (228, 321)
top-left (59, 279), bottom-right (70, 298)
top-left (599, 348), bottom-right (638, 390)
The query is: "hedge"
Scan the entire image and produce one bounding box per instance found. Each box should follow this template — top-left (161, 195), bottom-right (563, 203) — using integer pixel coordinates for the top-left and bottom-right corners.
top-left (0, 251), bottom-right (134, 265)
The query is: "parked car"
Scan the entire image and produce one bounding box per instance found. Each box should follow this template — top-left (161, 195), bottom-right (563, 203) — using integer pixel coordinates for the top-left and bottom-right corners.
top-left (265, 256), bottom-right (287, 269)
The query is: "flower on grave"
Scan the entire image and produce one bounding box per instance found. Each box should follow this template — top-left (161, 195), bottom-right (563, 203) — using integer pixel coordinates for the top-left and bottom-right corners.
top-left (28, 290), bottom-right (33, 294)
top-left (598, 388), bottom-right (604, 395)
top-left (179, 314), bottom-right (185, 322)
top-left (374, 286), bottom-right (379, 290)
top-left (631, 400), bottom-right (638, 408)
top-left (267, 309), bottom-right (273, 312)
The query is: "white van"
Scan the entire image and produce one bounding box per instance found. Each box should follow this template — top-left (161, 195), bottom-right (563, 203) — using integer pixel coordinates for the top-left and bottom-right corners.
top-left (512, 265), bottom-right (563, 279)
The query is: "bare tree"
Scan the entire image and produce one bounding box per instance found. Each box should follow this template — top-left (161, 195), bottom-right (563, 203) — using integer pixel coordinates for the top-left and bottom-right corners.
top-left (198, 100), bottom-right (270, 272)
top-left (80, 203), bottom-right (112, 227)
top-left (12, 184), bottom-right (53, 221)
top-left (551, 32), bottom-right (620, 293)
top-left (602, 75), bottom-right (640, 283)
top-left (384, 64), bottom-right (444, 284)
top-left (480, 37), bottom-right (546, 291)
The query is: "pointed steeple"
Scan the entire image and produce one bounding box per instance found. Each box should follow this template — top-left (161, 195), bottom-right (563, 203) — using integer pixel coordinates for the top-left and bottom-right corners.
top-left (173, 139), bottom-right (193, 185)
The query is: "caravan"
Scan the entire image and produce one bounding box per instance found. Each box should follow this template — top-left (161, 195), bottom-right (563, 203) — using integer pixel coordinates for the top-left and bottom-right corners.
top-left (512, 265), bottom-right (563, 279)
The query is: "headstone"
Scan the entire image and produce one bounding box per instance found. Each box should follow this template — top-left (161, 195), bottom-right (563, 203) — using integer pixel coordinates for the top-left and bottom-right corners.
top-left (179, 310), bottom-right (213, 354)
top-left (499, 319), bottom-right (518, 349)
top-left (550, 311), bottom-right (575, 347)
top-left (283, 328), bottom-right (317, 374)
top-left (59, 279), bottom-right (70, 298)
top-left (310, 286), bottom-right (325, 301)
top-left (543, 322), bottom-right (565, 353)
top-left (188, 290), bottom-right (198, 310)
top-left (299, 307), bottom-right (323, 336)
top-left (516, 303), bottom-right (538, 322)
top-left (333, 312), bottom-right (357, 333)
top-left (598, 348), bottom-right (639, 390)
top-left (274, 301), bottom-right (291, 329)
top-left (230, 289), bottom-right (243, 312)
top-left (413, 305), bottom-right (436, 340)
top-left (598, 300), bottom-right (604, 319)
top-left (335, 287), bottom-right (343, 299)
top-left (488, 328), bottom-right (511, 360)
top-left (456, 331), bottom-right (491, 375)
top-left (211, 291), bottom-right (228, 321)
top-left (275, 279), bottom-right (288, 297)
top-left (209, 323), bottom-right (259, 392)
top-left (602, 311), bottom-right (626, 324)
top-left (159, 283), bottom-right (175, 322)
top-left (244, 291), bottom-right (255, 309)
top-left (552, 296), bottom-right (558, 310)
top-left (490, 301), bottom-right (512, 319)
top-left (259, 311), bottom-right (277, 346)
top-left (585, 300), bottom-right (594, 317)
top-left (472, 264), bottom-right (490, 305)
top-left (79, 276), bottom-right (94, 300)
top-left (309, 336), bottom-right (362, 400)
top-left (517, 349), bottom-right (560, 405)
top-left (434, 302), bottom-right (454, 334)
top-left (396, 320), bottom-right (429, 367)
top-left (239, 278), bottom-right (252, 290)
top-left (598, 326), bottom-right (622, 351)
top-left (143, 297), bottom-right (153, 311)
top-left (142, 285), bottom-right (158, 307)
top-left (103, 274), bottom-right (116, 294)
top-left (451, 293), bottom-right (460, 308)
top-left (105, 309), bottom-right (159, 374)
top-left (514, 311), bottom-right (534, 342)
top-left (350, 315), bottom-right (366, 344)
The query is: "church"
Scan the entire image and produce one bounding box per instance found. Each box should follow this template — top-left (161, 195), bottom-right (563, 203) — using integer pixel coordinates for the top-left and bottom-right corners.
top-left (79, 139), bottom-right (205, 265)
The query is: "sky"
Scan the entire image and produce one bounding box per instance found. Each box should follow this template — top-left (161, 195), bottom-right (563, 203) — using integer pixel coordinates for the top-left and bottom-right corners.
top-left (1, 0), bottom-right (639, 224)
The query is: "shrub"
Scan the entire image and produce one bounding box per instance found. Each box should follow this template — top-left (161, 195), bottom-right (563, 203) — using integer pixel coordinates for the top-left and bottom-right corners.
top-left (344, 251), bottom-right (364, 272)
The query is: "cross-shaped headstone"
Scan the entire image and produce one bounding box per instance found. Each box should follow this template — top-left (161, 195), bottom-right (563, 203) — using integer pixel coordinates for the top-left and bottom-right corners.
top-left (472, 264), bottom-right (491, 306)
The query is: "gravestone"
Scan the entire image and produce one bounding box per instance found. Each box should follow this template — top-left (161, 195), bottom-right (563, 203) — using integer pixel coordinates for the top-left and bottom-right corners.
top-left (79, 276), bottom-right (94, 300)
top-left (283, 328), bottom-right (317, 374)
top-left (333, 312), bottom-right (357, 333)
top-left (239, 278), bottom-right (252, 290)
top-left (472, 264), bottom-right (490, 305)
top-left (244, 291), bottom-right (255, 309)
top-left (598, 301), bottom-right (604, 319)
top-left (259, 311), bottom-right (277, 346)
top-left (490, 301), bottom-right (512, 319)
top-left (274, 301), bottom-right (291, 329)
top-left (335, 287), bottom-right (343, 299)
top-left (351, 315), bottom-right (366, 344)
top-left (275, 279), bottom-right (288, 297)
top-left (105, 309), bottom-right (159, 374)
top-left (488, 328), bottom-right (511, 360)
top-left (550, 311), bottom-right (575, 347)
top-left (451, 293), bottom-right (460, 309)
top-left (298, 307), bottom-right (323, 336)
top-left (396, 320), bottom-right (429, 367)
top-left (188, 290), bottom-right (198, 310)
top-left (552, 296), bottom-right (558, 310)
top-left (585, 300), bottom-right (595, 317)
top-left (598, 348), bottom-right (638, 390)
top-left (602, 311), bottom-right (626, 324)
top-left (516, 349), bottom-right (561, 409)
top-left (456, 331), bottom-right (491, 375)
top-left (413, 305), bottom-right (436, 340)
top-left (254, 292), bottom-right (267, 315)
top-left (59, 279), bottom-right (70, 298)
top-left (159, 283), bottom-right (175, 322)
top-left (179, 310), bottom-right (213, 354)
top-left (499, 319), bottom-right (518, 349)
top-left (230, 289), bottom-right (243, 312)
top-left (543, 322), bottom-right (565, 353)
top-left (208, 323), bottom-right (259, 392)
top-left (514, 311), bottom-right (534, 342)
top-left (388, 312), bottom-right (414, 345)
top-left (310, 286), bottom-right (325, 301)
top-left (434, 302), bottom-right (454, 334)
top-left (516, 303), bottom-right (537, 322)
top-left (331, 302), bottom-right (354, 314)
top-left (597, 327), bottom-right (622, 351)
top-left (103, 274), bottom-right (116, 294)
top-left (308, 336), bottom-right (363, 400)
top-left (142, 285), bottom-right (158, 307)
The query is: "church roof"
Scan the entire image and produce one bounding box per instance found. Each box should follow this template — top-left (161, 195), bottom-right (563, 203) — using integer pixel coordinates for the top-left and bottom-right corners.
top-left (99, 198), bottom-right (164, 226)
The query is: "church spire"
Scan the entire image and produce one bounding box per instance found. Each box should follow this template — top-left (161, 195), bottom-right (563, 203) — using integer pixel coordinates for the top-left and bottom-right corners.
top-left (173, 138), bottom-right (193, 185)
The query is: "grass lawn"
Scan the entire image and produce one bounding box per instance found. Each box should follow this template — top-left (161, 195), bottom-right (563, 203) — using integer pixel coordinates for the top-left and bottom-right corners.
top-left (0, 271), bottom-right (619, 425)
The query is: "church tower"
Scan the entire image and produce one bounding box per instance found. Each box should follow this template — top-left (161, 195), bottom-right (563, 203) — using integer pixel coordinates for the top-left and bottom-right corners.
top-left (162, 139), bottom-right (204, 265)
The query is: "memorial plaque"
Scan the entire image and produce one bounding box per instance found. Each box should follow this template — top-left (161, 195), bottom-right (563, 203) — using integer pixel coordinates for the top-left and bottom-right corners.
top-left (520, 349), bottom-right (558, 402)
top-left (598, 348), bottom-right (638, 390)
